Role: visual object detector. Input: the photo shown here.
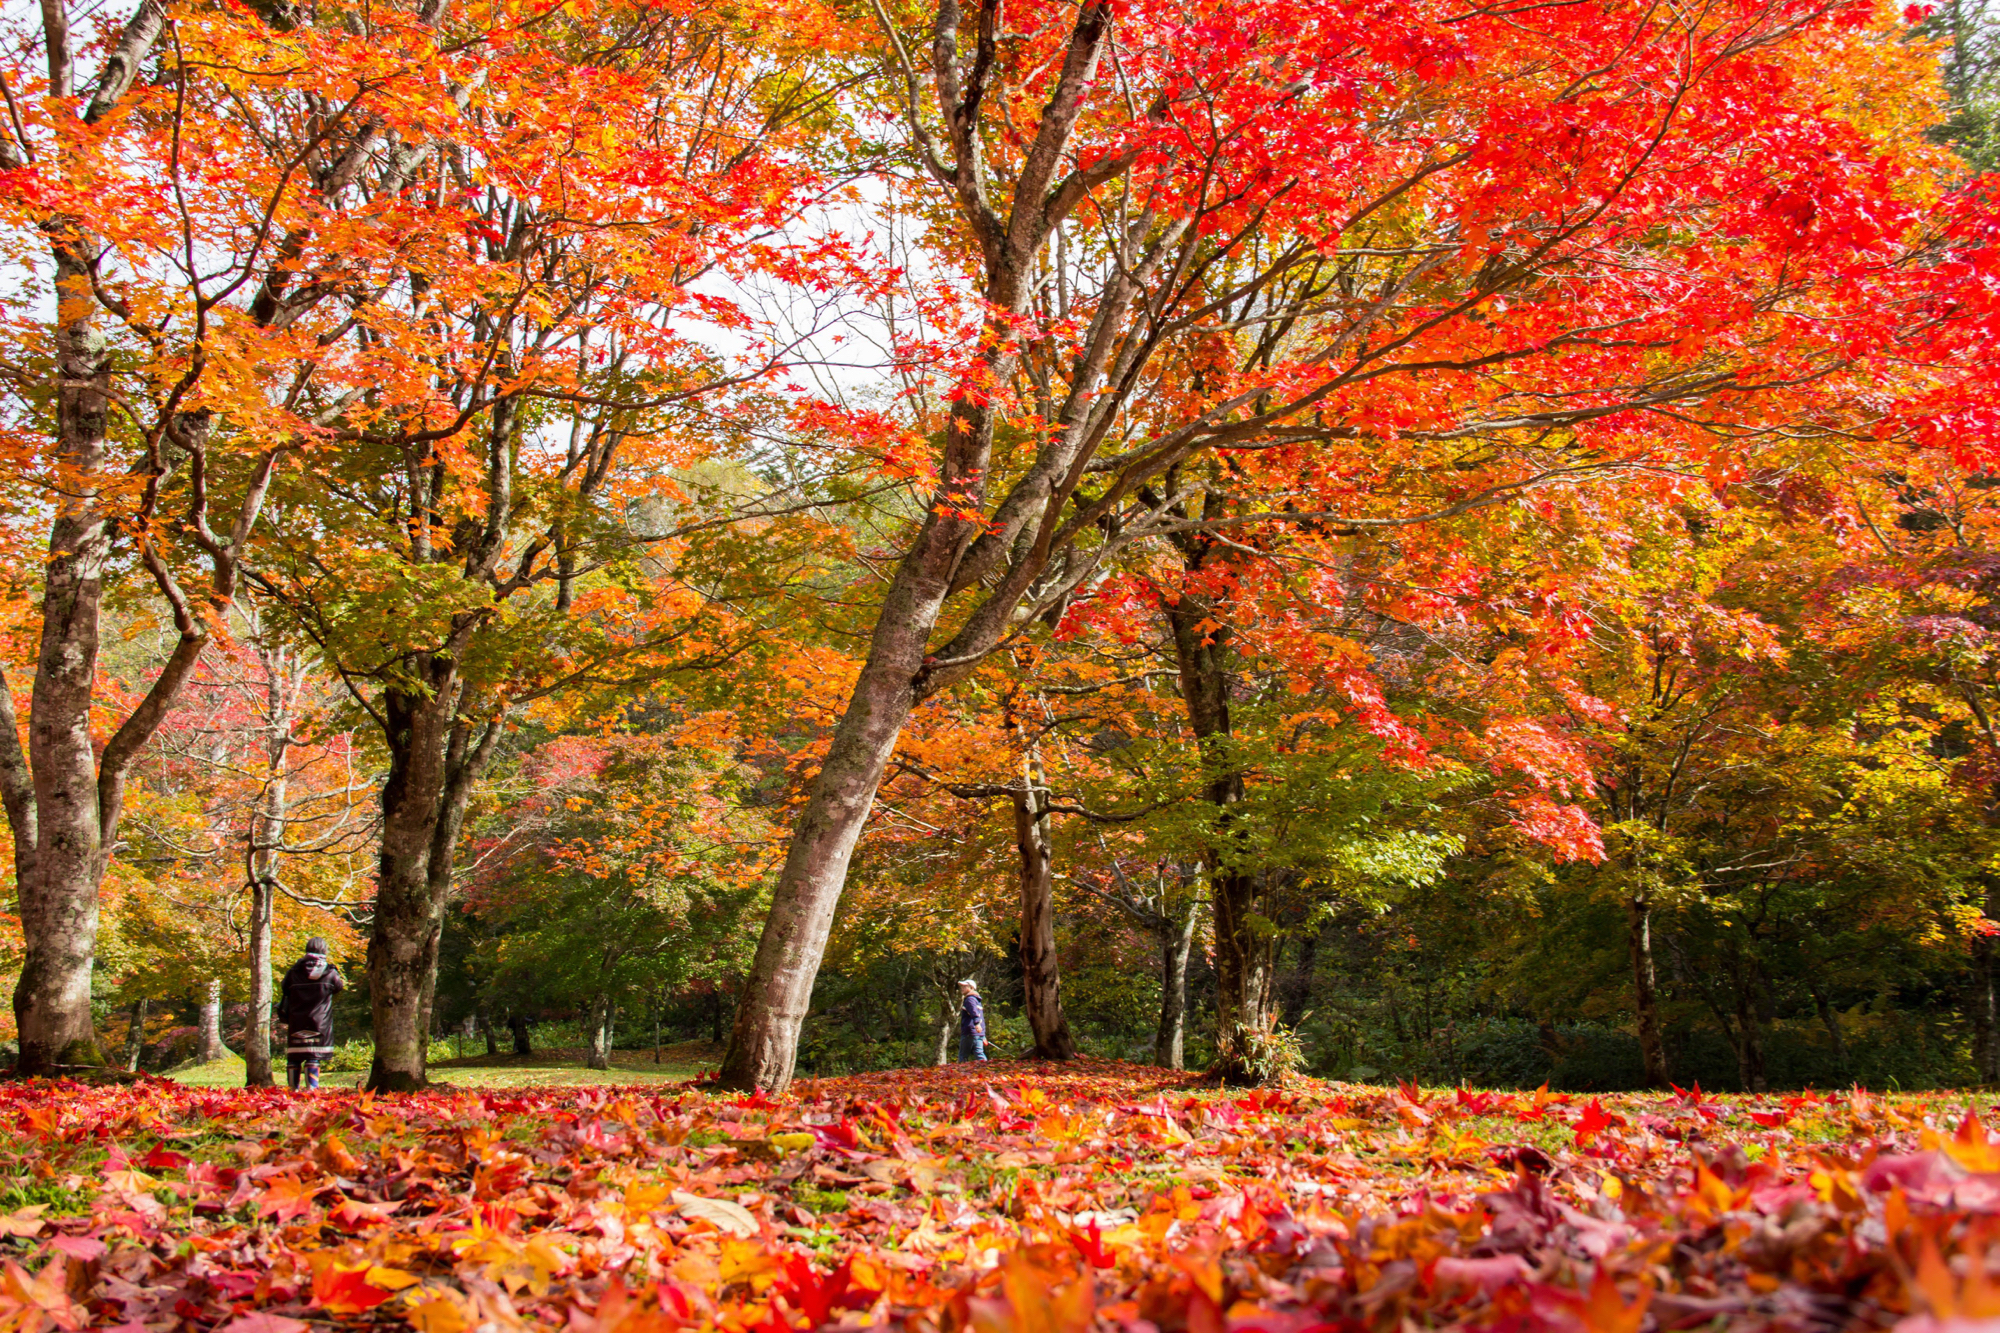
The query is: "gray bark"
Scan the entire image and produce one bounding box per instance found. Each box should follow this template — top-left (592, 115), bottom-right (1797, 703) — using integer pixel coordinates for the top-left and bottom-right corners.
top-left (719, 0), bottom-right (1124, 1094)
top-left (196, 980), bottom-right (226, 1063)
top-left (1156, 901), bottom-right (1197, 1070)
top-left (1628, 893), bottom-right (1669, 1087)
top-left (1013, 748), bottom-right (1075, 1059)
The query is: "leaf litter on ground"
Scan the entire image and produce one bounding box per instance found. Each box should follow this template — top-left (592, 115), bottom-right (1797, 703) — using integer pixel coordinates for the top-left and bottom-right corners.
top-left (0, 1057), bottom-right (1988, 1331)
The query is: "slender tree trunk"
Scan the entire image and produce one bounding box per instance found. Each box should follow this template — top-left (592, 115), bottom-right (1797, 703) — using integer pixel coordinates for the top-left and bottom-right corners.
top-left (197, 980), bottom-right (226, 1063)
top-left (482, 1006), bottom-right (498, 1056)
top-left (245, 875), bottom-right (275, 1086)
top-left (1156, 903), bottom-right (1197, 1070)
top-left (1281, 924), bottom-right (1319, 1028)
top-left (653, 998), bottom-right (662, 1064)
top-left (1627, 893), bottom-right (1670, 1087)
top-left (587, 993), bottom-right (613, 1070)
top-left (123, 997), bottom-right (147, 1072)
top-left (934, 991), bottom-right (955, 1066)
top-left (1808, 978), bottom-right (1850, 1075)
top-left (1978, 884), bottom-right (2000, 1083)
top-left (1733, 961), bottom-right (1768, 1093)
top-left (1013, 749), bottom-right (1076, 1060)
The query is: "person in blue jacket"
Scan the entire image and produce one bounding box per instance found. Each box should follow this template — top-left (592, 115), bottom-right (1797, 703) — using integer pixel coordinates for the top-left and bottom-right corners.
top-left (957, 979), bottom-right (986, 1062)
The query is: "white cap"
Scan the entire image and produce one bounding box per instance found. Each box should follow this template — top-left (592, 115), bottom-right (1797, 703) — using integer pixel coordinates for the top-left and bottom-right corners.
top-left (959, 978), bottom-right (978, 989)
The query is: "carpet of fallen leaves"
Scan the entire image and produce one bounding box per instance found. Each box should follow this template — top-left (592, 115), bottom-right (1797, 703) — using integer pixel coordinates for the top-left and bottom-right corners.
top-left (0, 1058), bottom-right (1996, 1332)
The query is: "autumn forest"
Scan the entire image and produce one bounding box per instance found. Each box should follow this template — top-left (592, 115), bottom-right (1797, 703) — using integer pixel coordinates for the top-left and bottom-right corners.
top-left (4, 0), bottom-right (2000, 1327)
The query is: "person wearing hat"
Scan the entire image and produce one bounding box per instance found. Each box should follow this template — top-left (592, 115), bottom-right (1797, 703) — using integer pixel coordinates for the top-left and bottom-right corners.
top-left (957, 979), bottom-right (986, 1062)
top-left (278, 937), bottom-right (345, 1090)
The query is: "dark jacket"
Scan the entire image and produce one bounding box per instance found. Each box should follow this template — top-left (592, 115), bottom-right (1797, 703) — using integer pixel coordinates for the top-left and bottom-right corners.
top-left (959, 992), bottom-right (985, 1036)
top-left (279, 954), bottom-right (345, 1055)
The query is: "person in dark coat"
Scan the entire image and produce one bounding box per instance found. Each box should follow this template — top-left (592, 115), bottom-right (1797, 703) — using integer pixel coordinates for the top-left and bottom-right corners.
top-left (278, 937), bottom-right (344, 1090)
top-left (957, 979), bottom-right (986, 1062)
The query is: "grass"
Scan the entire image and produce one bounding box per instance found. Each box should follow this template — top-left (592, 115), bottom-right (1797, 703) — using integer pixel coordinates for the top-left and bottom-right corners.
top-left (162, 1040), bottom-right (721, 1090)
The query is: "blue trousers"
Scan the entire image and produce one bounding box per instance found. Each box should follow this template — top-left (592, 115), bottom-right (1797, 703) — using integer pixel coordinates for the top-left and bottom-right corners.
top-left (958, 1030), bottom-right (986, 1061)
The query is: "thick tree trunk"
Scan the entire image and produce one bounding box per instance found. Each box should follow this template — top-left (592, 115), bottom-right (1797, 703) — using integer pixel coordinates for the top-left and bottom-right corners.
top-left (1156, 903), bottom-right (1197, 1070)
top-left (1210, 868), bottom-right (1278, 1082)
top-left (1013, 754), bottom-right (1076, 1060)
top-left (1165, 581), bottom-right (1277, 1083)
top-left (1627, 893), bottom-right (1669, 1087)
top-left (719, 566), bottom-right (955, 1092)
top-left (197, 980), bottom-right (226, 1063)
top-left (366, 680), bottom-right (499, 1091)
top-left (12, 255), bottom-right (114, 1072)
top-left (123, 997), bottom-right (147, 1072)
top-left (510, 1014), bottom-right (533, 1056)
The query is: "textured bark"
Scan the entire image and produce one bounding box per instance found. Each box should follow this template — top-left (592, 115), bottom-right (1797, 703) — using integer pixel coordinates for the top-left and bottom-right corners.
top-left (245, 876), bottom-right (275, 1087)
top-left (243, 669), bottom-right (289, 1090)
top-left (718, 0), bottom-right (1125, 1095)
top-left (1627, 894), bottom-right (1669, 1087)
top-left (719, 587), bottom-right (950, 1092)
top-left (1013, 751), bottom-right (1076, 1060)
top-left (1166, 577), bottom-right (1277, 1083)
top-left (196, 980), bottom-right (226, 1063)
top-left (366, 679), bottom-right (500, 1092)
top-left (510, 1015), bottom-right (533, 1055)
top-left (1155, 903), bottom-right (1197, 1070)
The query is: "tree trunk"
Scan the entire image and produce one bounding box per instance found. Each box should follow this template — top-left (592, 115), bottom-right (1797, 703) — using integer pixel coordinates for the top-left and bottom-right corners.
top-left (197, 980), bottom-right (226, 1063)
top-left (934, 991), bottom-right (955, 1066)
top-left (366, 680), bottom-right (500, 1092)
top-left (1013, 750), bottom-right (1076, 1060)
top-left (1808, 978), bottom-right (1851, 1075)
top-left (1627, 893), bottom-right (1670, 1087)
top-left (245, 874), bottom-right (275, 1086)
top-left (587, 994), bottom-right (613, 1070)
top-left (482, 1005), bottom-right (498, 1056)
top-left (1165, 582), bottom-right (1276, 1083)
top-left (719, 576), bottom-right (957, 1092)
top-left (1280, 924), bottom-right (1319, 1028)
top-left (10, 269), bottom-right (115, 1073)
top-left (1978, 885), bottom-right (2000, 1083)
top-left (1211, 868), bottom-right (1278, 1082)
top-left (510, 1014), bottom-right (533, 1055)
top-left (1733, 962), bottom-right (1768, 1093)
top-left (123, 997), bottom-right (147, 1072)
top-left (1156, 902), bottom-right (1197, 1070)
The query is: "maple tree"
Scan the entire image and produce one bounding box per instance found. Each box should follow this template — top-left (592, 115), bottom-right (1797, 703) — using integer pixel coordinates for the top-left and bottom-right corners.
top-left (220, 0), bottom-right (853, 1091)
top-left (720, 0), bottom-right (1979, 1092)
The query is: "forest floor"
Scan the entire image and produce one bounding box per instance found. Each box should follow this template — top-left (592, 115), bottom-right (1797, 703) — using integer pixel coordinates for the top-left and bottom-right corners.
top-left (164, 1041), bottom-right (723, 1089)
top-left (0, 1057), bottom-right (1987, 1331)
